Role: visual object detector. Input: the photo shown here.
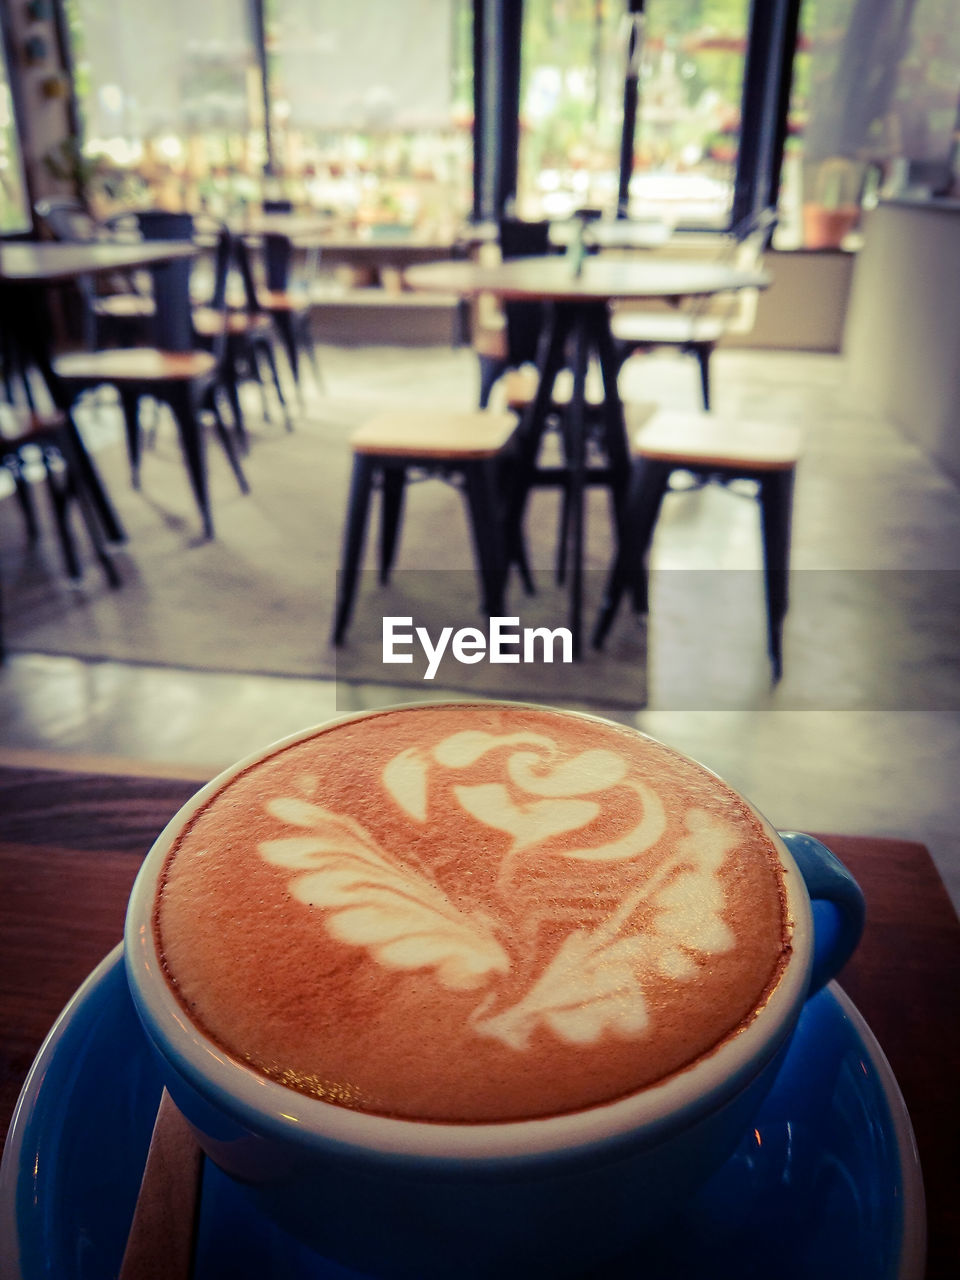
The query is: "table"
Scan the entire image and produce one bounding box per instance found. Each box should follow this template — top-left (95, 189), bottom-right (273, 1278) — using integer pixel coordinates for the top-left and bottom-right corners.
top-left (0, 762), bottom-right (956, 1275)
top-left (404, 257), bottom-right (769, 655)
top-left (0, 240), bottom-right (200, 543)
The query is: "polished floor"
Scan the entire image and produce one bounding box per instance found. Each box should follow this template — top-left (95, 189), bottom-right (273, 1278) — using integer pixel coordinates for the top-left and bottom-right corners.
top-left (1, 343), bottom-right (958, 912)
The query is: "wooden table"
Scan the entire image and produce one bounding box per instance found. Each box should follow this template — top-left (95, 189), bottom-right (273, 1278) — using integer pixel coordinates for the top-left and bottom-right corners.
top-left (0, 762), bottom-right (957, 1276)
top-left (0, 240), bottom-right (201, 543)
top-left (404, 258), bottom-right (770, 656)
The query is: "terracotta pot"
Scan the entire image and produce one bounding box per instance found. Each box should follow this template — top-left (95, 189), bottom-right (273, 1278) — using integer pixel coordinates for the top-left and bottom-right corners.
top-left (802, 204), bottom-right (860, 249)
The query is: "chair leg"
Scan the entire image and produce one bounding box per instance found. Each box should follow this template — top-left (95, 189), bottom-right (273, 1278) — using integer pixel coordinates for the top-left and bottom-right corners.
top-left (592, 459), bottom-right (672, 649)
top-left (220, 370), bottom-right (248, 454)
top-left (477, 356), bottom-right (508, 409)
top-left (463, 458), bottom-right (507, 617)
top-left (758, 467), bottom-right (795, 682)
top-left (55, 428), bottom-right (122, 587)
top-left (118, 388), bottom-right (143, 488)
top-left (379, 467), bottom-right (406, 584)
top-left (258, 338), bottom-right (293, 431)
top-left (166, 385), bottom-right (214, 540)
top-left (7, 456), bottom-right (40, 541)
top-left (42, 452), bottom-right (82, 581)
top-left (272, 311), bottom-right (300, 395)
top-left (333, 455), bottom-right (376, 645)
top-left (207, 387), bottom-right (249, 495)
top-left (299, 312), bottom-right (324, 392)
top-left (693, 344), bottom-right (713, 411)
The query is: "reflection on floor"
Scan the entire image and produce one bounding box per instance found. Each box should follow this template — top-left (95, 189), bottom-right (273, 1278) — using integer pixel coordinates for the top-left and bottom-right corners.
top-left (1, 346), bottom-right (958, 912)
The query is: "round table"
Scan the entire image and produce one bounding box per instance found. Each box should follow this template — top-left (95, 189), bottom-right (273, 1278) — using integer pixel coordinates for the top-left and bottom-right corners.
top-left (404, 256), bottom-right (770, 656)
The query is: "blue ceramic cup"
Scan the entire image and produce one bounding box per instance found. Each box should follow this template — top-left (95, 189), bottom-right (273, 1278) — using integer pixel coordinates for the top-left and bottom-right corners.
top-left (125, 706), bottom-right (865, 1279)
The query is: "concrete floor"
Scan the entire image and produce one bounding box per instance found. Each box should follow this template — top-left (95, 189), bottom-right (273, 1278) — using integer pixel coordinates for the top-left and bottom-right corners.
top-left (1, 344), bottom-right (958, 912)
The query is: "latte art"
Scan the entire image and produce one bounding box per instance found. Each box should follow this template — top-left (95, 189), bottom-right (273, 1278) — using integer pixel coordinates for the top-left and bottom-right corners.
top-left (156, 705), bottom-right (790, 1121)
top-left (261, 731), bottom-right (735, 1051)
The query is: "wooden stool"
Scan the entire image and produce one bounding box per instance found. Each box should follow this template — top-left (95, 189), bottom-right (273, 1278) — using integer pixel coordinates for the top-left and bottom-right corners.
top-left (333, 410), bottom-right (520, 645)
top-left (592, 410), bottom-right (802, 680)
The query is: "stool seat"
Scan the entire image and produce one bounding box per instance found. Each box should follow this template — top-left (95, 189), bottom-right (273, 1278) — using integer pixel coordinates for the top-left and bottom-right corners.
top-left (55, 349), bottom-right (217, 384)
top-left (631, 410), bottom-right (801, 472)
top-left (91, 294), bottom-right (156, 319)
top-left (351, 410), bottom-right (518, 459)
top-left (192, 307), bottom-right (274, 338)
top-left (258, 288), bottom-right (311, 313)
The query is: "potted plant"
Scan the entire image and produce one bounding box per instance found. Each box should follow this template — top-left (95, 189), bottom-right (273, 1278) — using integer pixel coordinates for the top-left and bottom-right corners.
top-left (802, 156), bottom-right (861, 249)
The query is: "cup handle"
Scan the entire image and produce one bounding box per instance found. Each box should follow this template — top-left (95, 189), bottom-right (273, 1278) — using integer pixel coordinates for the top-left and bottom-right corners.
top-left (778, 831), bottom-right (866, 995)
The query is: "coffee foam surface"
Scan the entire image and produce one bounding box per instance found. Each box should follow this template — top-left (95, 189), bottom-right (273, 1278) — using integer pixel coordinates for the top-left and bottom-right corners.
top-left (156, 705), bottom-right (790, 1122)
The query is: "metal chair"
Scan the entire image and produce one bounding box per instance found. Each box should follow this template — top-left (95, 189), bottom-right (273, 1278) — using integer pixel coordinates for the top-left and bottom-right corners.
top-left (610, 208), bottom-right (778, 410)
top-left (52, 225), bottom-right (249, 540)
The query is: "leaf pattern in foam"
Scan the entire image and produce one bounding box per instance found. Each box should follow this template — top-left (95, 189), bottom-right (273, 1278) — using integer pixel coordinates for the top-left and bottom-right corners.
top-left (260, 800), bottom-right (509, 991)
top-left (471, 931), bottom-right (654, 1050)
top-left (469, 809), bottom-right (739, 1050)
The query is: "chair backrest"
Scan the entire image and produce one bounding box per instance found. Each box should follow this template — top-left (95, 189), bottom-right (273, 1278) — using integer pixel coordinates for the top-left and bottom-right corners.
top-left (34, 198), bottom-right (99, 244)
top-left (102, 209), bottom-right (196, 243)
top-left (684, 206), bottom-right (777, 335)
top-left (498, 219), bottom-right (552, 368)
top-left (262, 199), bottom-right (294, 214)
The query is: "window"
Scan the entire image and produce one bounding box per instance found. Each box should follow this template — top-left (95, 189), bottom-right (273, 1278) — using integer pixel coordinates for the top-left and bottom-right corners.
top-left (263, 0), bottom-right (473, 230)
top-left (0, 28), bottom-right (29, 232)
top-left (516, 0), bottom-right (751, 229)
top-left (64, 0), bottom-right (262, 215)
top-left (781, 0), bottom-right (960, 248)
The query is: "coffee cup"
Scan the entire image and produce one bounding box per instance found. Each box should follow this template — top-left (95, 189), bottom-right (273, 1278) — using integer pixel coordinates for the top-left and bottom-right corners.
top-left (125, 701), bottom-right (864, 1278)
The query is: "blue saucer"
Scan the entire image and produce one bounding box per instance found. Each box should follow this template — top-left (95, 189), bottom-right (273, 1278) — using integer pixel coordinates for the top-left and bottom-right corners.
top-left (1, 946), bottom-right (925, 1280)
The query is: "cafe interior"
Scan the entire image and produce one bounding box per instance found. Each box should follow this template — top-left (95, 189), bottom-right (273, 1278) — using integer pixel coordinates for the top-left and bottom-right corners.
top-left (0, 1), bottom-right (958, 1275)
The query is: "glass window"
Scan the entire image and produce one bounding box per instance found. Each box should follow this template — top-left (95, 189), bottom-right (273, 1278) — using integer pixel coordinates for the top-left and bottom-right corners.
top-left (517, 0), bottom-right (751, 229)
top-left (64, 0), bottom-right (263, 215)
top-left (781, 0), bottom-right (960, 249)
top-left (0, 36), bottom-right (29, 232)
top-left (263, 0), bottom-right (473, 232)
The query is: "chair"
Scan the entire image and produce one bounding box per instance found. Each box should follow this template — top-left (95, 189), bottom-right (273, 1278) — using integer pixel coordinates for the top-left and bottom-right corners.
top-left (52, 226), bottom-right (249, 540)
top-left (332, 409), bottom-right (521, 645)
top-left (610, 208), bottom-right (778, 410)
top-left (256, 231), bottom-right (324, 398)
top-left (104, 210), bottom-right (291, 442)
top-left (192, 233), bottom-right (293, 443)
top-left (0, 402), bottom-right (121, 589)
top-left (592, 409), bottom-right (801, 680)
top-left (33, 198), bottom-right (154, 349)
top-left (476, 219), bottom-right (553, 408)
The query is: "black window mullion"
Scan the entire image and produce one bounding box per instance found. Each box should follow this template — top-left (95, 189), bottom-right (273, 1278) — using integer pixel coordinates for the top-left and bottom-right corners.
top-left (732, 0), bottom-right (801, 227)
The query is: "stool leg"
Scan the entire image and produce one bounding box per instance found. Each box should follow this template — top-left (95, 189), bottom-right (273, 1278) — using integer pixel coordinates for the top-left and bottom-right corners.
top-left (592, 459), bottom-right (672, 649)
top-left (463, 458), bottom-right (507, 616)
top-left (379, 466), bottom-right (406, 584)
top-left (758, 467), bottom-right (795, 682)
top-left (166, 385), bottom-right (214, 540)
top-left (333, 455), bottom-right (375, 645)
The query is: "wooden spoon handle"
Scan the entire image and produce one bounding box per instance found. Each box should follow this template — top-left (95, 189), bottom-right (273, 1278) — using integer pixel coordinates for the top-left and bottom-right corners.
top-left (118, 1088), bottom-right (204, 1280)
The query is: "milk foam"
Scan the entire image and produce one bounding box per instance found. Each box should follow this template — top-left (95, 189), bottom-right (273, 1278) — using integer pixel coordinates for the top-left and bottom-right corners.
top-left (156, 705), bottom-right (790, 1122)
top-left (261, 730), bottom-right (731, 1050)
